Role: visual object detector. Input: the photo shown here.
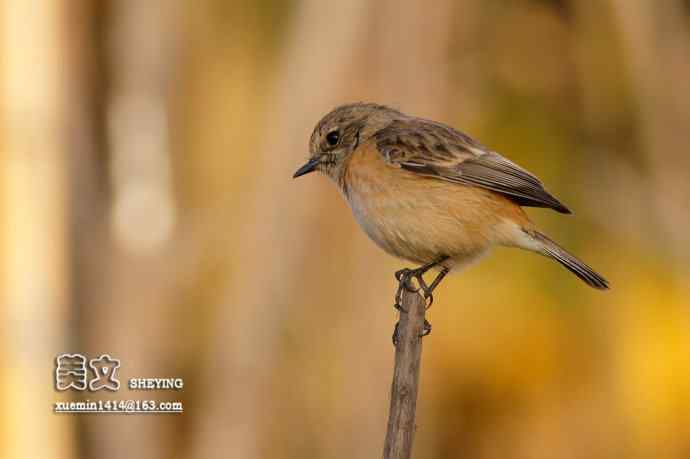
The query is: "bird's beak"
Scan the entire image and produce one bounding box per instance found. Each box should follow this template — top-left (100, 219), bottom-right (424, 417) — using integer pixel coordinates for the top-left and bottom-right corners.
top-left (293, 157), bottom-right (320, 178)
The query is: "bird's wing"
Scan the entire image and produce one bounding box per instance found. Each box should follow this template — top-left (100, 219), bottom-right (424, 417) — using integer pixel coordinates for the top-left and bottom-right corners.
top-left (374, 118), bottom-right (571, 214)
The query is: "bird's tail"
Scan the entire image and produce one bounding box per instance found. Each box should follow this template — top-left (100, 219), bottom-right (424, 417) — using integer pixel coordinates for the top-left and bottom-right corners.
top-left (528, 230), bottom-right (609, 290)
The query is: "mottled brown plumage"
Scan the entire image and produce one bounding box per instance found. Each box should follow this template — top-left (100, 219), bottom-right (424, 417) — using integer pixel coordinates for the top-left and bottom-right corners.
top-left (294, 103), bottom-right (608, 290)
top-left (374, 118), bottom-right (571, 213)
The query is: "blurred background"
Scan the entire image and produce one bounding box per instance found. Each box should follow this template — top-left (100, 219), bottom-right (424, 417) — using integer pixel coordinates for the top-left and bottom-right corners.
top-left (1, 0), bottom-right (689, 458)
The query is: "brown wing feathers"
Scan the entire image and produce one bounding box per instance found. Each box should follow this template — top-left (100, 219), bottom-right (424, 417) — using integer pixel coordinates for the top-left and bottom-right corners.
top-left (375, 119), bottom-right (572, 214)
top-left (445, 154), bottom-right (571, 213)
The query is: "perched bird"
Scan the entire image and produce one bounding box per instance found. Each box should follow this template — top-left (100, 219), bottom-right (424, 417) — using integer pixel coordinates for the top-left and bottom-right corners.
top-left (294, 103), bottom-right (608, 320)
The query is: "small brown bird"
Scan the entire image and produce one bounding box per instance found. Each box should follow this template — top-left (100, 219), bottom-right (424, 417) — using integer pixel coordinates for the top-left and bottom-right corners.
top-left (294, 103), bottom-right (608, 316)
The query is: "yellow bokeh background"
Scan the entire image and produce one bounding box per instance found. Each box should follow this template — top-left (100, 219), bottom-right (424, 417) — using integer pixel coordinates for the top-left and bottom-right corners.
top-left (0, 1), bottom-right (689, 458)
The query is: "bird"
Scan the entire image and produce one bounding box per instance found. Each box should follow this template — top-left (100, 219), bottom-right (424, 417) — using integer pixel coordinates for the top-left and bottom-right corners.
top-left (293, 103), bottom-right (609, 339)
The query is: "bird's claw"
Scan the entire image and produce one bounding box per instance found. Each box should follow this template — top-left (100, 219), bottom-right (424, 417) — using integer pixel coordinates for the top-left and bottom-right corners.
top-left (391, 257), bottom-right (450, 347)
top-left (420, 319), bottom-right (432, 338)
top-left (391, 319), bottom-right (433, 346)
top-left (394, 269), bottom-right (421, 312)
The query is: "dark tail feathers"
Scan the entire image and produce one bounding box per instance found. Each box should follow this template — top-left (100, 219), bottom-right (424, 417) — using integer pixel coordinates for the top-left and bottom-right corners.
top-left (531, 231), bottom-right (609, 290)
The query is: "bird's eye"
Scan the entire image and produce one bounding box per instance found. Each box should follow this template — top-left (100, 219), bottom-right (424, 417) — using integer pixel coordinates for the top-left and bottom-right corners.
top-left (326, 130), bottom-right (340, 146)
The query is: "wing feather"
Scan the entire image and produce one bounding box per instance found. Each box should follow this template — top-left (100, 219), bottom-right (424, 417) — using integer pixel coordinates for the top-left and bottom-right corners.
top-left (375, 119), bottom-right (571, 214)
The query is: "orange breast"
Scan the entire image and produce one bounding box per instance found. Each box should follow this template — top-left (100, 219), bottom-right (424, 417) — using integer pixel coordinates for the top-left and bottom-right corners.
top-left (340, 141), bottom-right (530, 265)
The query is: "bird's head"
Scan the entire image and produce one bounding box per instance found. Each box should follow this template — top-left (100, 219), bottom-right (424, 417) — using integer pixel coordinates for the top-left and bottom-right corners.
top-left (293, 102), bottom-right (403, 181)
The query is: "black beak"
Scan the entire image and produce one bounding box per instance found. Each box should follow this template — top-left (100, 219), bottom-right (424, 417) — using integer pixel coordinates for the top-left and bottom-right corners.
top-left (293, 157), bottom-right (320, 178)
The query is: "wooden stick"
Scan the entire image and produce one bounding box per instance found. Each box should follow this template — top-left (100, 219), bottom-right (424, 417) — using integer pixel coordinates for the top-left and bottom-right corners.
top-left (383, 287), bottom-right (426, 459)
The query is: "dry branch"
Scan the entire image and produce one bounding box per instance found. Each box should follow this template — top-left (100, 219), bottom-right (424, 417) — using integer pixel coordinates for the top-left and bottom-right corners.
top-left (383, 287), bottom-right (427, 459)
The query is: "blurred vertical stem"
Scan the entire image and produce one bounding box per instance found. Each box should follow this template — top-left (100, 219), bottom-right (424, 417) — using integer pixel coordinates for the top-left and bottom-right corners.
top-left (189, 1), bottom-right (372, 457)
top-left (609, 0), bottom-right (690, 256)
top-left (0, 0), bottom-right (72, 458)
top-left (77, 1), bottom-right (183, 458)
top-left (383, 288), bottom-right (427, 459)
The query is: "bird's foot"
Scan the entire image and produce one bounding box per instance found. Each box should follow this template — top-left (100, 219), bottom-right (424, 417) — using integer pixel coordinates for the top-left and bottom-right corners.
top-left (422, 319), bottom-right (432, 337)
top-left (394, 262), bottom-right (449, 311)
top-left (393, 267), bottom-right (421, 312)
top-left (391, 256), bottom-right (450, 347)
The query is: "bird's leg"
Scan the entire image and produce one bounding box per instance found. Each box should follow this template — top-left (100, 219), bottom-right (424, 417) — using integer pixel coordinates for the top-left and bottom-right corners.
top-left (392, 256), bottom-right (449, 345)
top-left (422, 267), bottom-right (450, 309)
